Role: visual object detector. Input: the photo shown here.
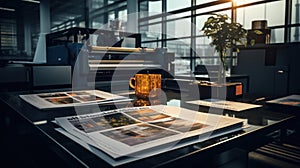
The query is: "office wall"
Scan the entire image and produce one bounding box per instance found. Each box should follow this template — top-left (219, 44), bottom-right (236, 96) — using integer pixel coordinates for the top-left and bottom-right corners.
top-left (288, 44), bottom-right (300, 94)
top-left (233, 43), bottom-right (300, 97)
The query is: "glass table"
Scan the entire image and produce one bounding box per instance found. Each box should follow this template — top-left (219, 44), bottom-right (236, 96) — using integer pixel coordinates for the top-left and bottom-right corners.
top-left (0, 87), bottom-right (296, 168)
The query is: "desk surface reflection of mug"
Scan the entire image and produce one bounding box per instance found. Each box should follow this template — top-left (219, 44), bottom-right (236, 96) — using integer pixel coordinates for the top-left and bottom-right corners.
top-left (129, 74), bottom-right (161, 99)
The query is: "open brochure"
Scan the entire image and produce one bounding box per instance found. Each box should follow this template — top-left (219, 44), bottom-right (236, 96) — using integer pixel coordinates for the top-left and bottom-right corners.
top-left (55, 105), bottom-right (245, 164)
top-left (19, 90), bottom-right (131, 109)
top-left (186, 99), bottom-right (262, 111)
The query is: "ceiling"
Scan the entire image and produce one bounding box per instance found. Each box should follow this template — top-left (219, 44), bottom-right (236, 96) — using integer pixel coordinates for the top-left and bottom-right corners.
top-left (0, 0), bottom-right (84, 28)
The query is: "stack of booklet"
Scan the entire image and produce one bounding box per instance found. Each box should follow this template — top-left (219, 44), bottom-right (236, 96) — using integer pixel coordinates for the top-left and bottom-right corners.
top-left (19, 90), bottom-right (132, 109)
top-left (54, 105), bottom-right (245, 166)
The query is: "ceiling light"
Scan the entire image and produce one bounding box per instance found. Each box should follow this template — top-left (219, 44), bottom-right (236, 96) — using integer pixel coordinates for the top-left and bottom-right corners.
top-left (22, 0), bottom-right (40, 3)
top-left (0, 7), bottom-right (15, 12)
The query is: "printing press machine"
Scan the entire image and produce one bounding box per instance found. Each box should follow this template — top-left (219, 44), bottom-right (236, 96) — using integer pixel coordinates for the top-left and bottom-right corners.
top-left (45, 27), bottom-right (175, 88)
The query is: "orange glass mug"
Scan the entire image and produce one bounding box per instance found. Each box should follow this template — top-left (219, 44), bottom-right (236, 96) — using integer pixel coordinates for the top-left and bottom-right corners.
top-left (129, 74), bottom-right (161, 99)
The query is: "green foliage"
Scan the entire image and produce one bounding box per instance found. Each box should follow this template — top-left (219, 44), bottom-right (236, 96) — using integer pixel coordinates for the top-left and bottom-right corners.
top-left (202, 13), bottom-right (254, 82)
top-left (201, 14), bottom-right (248, 55)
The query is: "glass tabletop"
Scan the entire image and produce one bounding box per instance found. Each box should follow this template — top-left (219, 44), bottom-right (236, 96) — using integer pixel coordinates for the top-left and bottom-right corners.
top-left (0, 87), bottom-right (295, 167)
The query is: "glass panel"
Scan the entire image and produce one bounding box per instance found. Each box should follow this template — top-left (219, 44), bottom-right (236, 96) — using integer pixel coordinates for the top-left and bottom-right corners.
top-left (196, 2), bottom-right (231, 14)
top-left (270, 28), bottom-right (284, 43)
top-left (237, 2), bottom-right (285, 28)
top-left (235, 0), bottom-right (265, 6)
top-left (149, 0), bottom-right (162, 14)
top-left (118, 9), bottom-right (127, 31)
top-left (238, 4), bottom-right (266, 29)
top-left (195, 37), bottom-right (219, 65)
top-left (196, 57), bottom-right (219, 66)
top-left (140, 23), bottom-right (162, 41)
top-left (166, 18), bottom-right (191, 38)
top-left (265, 1), bottom-right (285, 27)
top-left (291, 0), bottom-right (300, 24)
top-left (140, 18), bottom-right (162, 25)
top-left (92, 16), bottom-right (105, 29)
top-left (142, 41), bottom-right (161, 49)
top-left (167, 12), bottom-right (191, 19)
top-left (118, 9), bottom-right (127, 22)
top-left (196, 0), bottom-right (215, 5)
top-left (167, 39), bottom-right (191, 75)
top-left (173, 59), bottom-right (191, 75)
top-left (167, 0), bottom-right (191, 12)
top-left (79, 21), bottom-right (85, 28)
top-left (196, 15), bottom-right (208, 36)
top-left (290, 27), bottom-right (300, 42)
top-left (139, 1), bottom-right (148, 18)
top-left (108, 0), bottom-right (115, 5)
top-left (90, 0), bottom-right (104, 11)
top-left (140, 0), bottom-right (162, 18)
top-left (109, 11), bottom-right (115, 20)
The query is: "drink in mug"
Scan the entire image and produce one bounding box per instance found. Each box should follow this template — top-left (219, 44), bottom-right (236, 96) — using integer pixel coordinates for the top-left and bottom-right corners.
top-left (129, 74), bottom-right (161, 99)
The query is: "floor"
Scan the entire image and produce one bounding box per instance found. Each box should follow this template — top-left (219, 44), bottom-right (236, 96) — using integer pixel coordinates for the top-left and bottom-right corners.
top-left (248, 132), bottom-right (300, 168)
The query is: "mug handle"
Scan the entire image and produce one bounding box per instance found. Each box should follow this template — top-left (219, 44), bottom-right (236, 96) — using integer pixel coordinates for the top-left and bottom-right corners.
top-left (129, 77), bottom-right (135, 89)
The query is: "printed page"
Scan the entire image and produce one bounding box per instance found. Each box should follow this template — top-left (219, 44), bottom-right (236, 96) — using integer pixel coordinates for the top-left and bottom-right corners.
top-left (19, 90), bottom-right (131, 109)
top-left (55, 105), bottom-right (244, 159)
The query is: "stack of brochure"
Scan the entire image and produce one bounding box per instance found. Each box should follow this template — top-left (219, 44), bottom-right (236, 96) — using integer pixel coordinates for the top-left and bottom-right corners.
top-left (19, 90), bottom-right (132, 109)
top-left (54, 105), bottom-right (245, 166)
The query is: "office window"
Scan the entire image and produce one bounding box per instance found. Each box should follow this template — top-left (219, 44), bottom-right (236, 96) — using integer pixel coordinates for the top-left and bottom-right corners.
top-left (118, 9), bottom-right (127, 22)
top-left (237, 4), bottom-right (266, 29)
top-left (139, 0), bottom-right (297, 74)
top-left (167, 0), bottom-right (191, 12)
top-left (92, 15), bottom-right (105, 29)
top-left (292, 0), bottom-right (300, 24)
top-left (270, 28), bottom-right (285, 43)
top-left (235, 0), bottom-right (266, 6)
top-left (196, 2), bottom-right (231, 15)
top-left (79, 21), bottom-right (85, 28)
top-left (195, 37), bottom-right (214, 57)
top-left (168, 11), bottom-right (191, 19)
top-left (195, 37), bottom-right (218, 65)
top-left (166, 18), bottom-right (191, 38)
top-left (290, 27), bottom-right (300, 42)
top-left (90, 0), bottom-right (105, 10)
top-left (140, 23), bottom-right (162, 40)
top-left (265, 1), bottom-right (285, 27)
top-left (196, 0), bottom-right (215, 5)
top-left (118, 9), bottom-right (127, 31)
top-left (108, 11), bottom-right (115, 21)
top-left (196, 15), bottom-right (209, 36)
top-left (149, 0), bottom-right (162, 15)
top-left (237, 1), bottom-right (285, 28)
top-left (236, 1), bottom-right (285, 43)
top-left (142, 41), bottom-right (161, 49)
top-left (167, 39), bottom-right (191, 75)
top-left (139, 0), bottom-right (162, 21)
top-left (291, 0), bottom-right (300, 42)
top-left (0, 19), bottom-right (17, 50)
